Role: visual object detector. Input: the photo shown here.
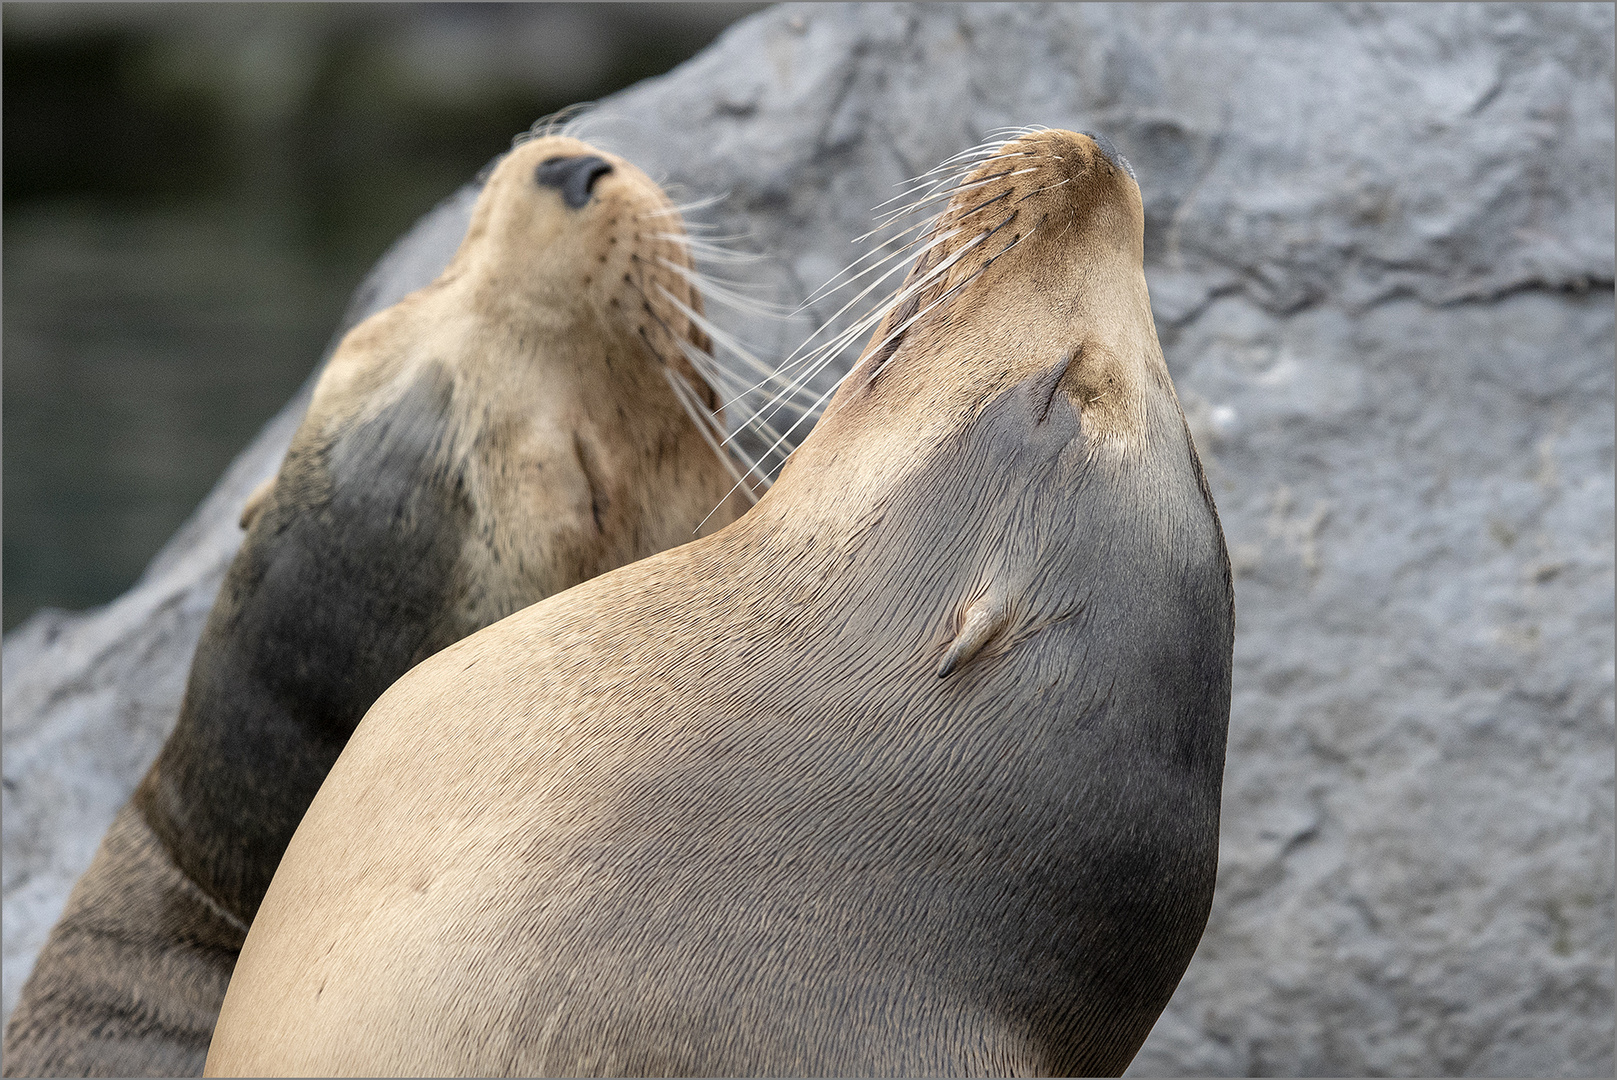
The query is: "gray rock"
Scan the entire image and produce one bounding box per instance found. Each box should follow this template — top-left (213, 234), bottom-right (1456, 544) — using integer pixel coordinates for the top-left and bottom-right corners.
top-left (4, 3), bottom-right (1612, 1074)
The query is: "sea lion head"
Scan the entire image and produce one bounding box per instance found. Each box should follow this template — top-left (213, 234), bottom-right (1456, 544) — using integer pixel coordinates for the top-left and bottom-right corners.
top-left (448, 133), bottom-right (716, 409)
top-left (778, 128), bottom-right (1176, 503)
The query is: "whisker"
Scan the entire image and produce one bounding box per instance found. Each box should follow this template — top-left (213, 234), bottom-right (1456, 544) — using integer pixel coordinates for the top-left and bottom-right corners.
top-left (638, 192), bottom-right (731, 220)
top-left (651, 235), bottom-right (769, 264)
top-left (869, 139), bottom-right (1030, 206)
top-left (798, 220), bottom-right (951, 312)
top-left (628, 198), bottom-right (843, 475)
top-left (746, 239), bottom-right (951, 422)
top-left (656, 259), bottom-right (798, 318)
top-left (654, 282), bottom-right (810, 394)
top-left (1019, 174), bottom-right (1072, 202)
top-left (663, 369), bottom-right (762, 515)
top-left (726, 131), bottom-right (1058, 473)
top-left (976, 215), bottom-right (1045, 274)
top-left (757, 217), bottom-right (974, 391)
top-left (854, 223), bottom-right (1007, 380)
top-left (869, 145), bottom-right (1038, 209)
top-left (725, 367), bottom-right (850, 499)
top-left (624, 270), bottom-right (790, 493)
top-left (867, 166), bottom-right (1041, 233)
top-left (511, 102), bottom-right (597, 147)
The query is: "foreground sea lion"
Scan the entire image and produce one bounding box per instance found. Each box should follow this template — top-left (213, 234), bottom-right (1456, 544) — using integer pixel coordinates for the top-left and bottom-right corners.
top-left (207, 129), bottom-right (1234, 1078)
top-left (2, 133), bottom-right (754, 1078)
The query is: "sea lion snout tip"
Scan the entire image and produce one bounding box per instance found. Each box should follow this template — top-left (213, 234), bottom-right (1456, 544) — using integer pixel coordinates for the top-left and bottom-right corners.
top-left (1076, 130), bottom-right (1136, 182)
top-left (535, 155), bottom-right (615, 209)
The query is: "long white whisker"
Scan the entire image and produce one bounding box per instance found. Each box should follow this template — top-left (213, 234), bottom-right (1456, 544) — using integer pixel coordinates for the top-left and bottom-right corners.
top-left (725, 367), bottom-right (850, 500)
top-left (785, 225), bottom-right (964, 358)
top-left (868, 141), bottom-right (1027, 209)
top-left (656, 259), bottom-right (797, 318)
top-left (866, 166), bottom-right (1040, 233)
top-left (641, 191), bottom-right (730, 218)
top-left (663, 370), bottom-right (763, 521)
top-left (512, 102), bottom-right (596, 146)
top-left (867, 145), bottom-right (1037, 214)
top-left (849, 226), bottom-right (1001, 379)
top-left (723, 133), bottom-right (1043, 471)
top-left (748, 242), bottom-right (945, 417)
top-left (655, 283), bottom-right (812, 396)
top-left (797, 220), bottom-right (948, 311)
top-left (746, 215), bottom-right (984, 426)
top-left (651, 234), bottom-right (769, 264)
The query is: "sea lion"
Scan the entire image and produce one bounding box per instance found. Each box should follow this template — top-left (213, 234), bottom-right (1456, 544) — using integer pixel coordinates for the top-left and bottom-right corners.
top-left (207, 128), bottom-right (1234, 1078)
top-left (2, 132), bottom-right (755, 1078)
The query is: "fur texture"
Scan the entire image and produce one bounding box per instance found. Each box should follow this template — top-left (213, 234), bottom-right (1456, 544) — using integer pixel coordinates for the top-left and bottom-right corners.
top-left (3, 135), bottom-right (748, 1078)
top-left (208, 130), bottom-right (1234, 1078)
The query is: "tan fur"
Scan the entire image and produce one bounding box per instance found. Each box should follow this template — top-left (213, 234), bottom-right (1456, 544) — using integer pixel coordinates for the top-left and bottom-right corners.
top-left (207, 131), bottom-right (1234, 1078)
top-left (5, 135), bottom-right (750, 1078)
top-left (297, 134), bottom-right (747, 608)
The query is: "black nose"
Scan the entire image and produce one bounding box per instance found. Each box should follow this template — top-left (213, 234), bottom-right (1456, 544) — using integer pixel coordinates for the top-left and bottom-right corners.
top-left (535, 155), bottom-right (614, 209)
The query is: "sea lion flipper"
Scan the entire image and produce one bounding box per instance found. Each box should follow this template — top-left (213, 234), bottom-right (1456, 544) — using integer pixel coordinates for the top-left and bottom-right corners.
top-left (238, 477), bottom-right (276, 530)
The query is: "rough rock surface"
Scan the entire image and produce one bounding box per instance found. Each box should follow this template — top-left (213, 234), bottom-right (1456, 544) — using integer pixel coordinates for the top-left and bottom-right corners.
top-left (4, 4), bottom-right (1612, 1075)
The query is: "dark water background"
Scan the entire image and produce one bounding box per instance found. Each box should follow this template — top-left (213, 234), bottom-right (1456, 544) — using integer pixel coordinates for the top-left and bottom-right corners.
top-left (2, 2), bottom-right (765, 632)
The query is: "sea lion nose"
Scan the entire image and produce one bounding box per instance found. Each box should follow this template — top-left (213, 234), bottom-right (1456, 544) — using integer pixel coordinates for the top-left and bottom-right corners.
top-left (1078, 131), bottom-right (1136, 181)
top-left (535, 155), bottom-right (614, 209)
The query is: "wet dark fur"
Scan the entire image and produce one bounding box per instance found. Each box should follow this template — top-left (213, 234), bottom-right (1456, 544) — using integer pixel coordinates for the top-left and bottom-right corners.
top-left (136, 365), bottom-right (472, 920)
top-left (3, 366), bottom-right (478, 1076)
top-left (0, 808), bottom-right (241, 1078)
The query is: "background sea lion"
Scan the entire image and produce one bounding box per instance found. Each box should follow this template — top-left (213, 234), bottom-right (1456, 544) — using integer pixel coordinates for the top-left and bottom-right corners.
top-left (2, 132), bottom-right (755, 1078)
top-left (207, 128), bottom-right (1235, 1077)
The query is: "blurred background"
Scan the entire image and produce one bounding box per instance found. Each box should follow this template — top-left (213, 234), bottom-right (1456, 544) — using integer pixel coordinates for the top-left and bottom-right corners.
top-left (2, 1), bottom-right (767, 632)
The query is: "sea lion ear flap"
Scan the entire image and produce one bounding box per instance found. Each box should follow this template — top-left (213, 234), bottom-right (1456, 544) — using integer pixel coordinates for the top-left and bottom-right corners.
top-left (238, 478), bottom-right (276, 531)
top-left (1060, 340), bottom-right (1134, 430)
top-left (1034, 347), bottom-right (1081, 425)
top-left (938, 592), bottom-right (1013, 678)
